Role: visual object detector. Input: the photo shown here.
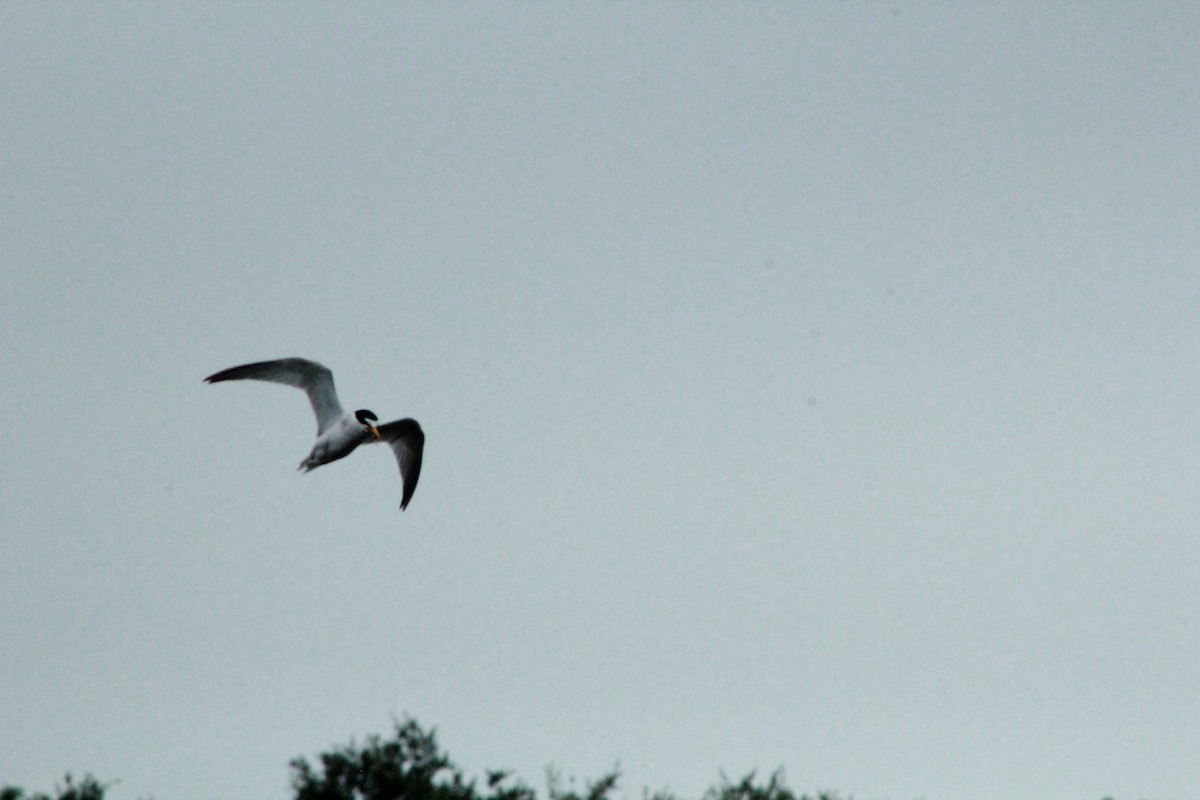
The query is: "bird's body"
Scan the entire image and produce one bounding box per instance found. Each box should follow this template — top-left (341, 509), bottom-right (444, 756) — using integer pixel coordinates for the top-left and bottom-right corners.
top-left (296, 412), bottom-right (375, 473)
top-left (205, 357), bottom-right (425, 510)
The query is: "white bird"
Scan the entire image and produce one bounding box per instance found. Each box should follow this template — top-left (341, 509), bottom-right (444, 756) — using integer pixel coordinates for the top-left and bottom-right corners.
top-left (205, 358), bottom-right (425, 510)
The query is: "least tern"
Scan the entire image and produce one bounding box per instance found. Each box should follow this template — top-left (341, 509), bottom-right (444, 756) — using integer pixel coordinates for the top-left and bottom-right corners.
top-left (205, 358), bottom-right (425, 510)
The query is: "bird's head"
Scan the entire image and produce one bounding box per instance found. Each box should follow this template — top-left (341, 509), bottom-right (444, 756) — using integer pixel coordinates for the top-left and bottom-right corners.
top-left (355, 409), bottom-right (381, 441)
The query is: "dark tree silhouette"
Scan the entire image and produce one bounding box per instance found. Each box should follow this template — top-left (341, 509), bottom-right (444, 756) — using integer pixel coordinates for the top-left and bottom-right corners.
top-left (289, 718), bottom-right (540, 800)
top-left (702, 770), bottom-right (843, 800)
top-left (1, 717), bottom-right (954, 800)
top-left (0, 774), bottom-right (109, 800)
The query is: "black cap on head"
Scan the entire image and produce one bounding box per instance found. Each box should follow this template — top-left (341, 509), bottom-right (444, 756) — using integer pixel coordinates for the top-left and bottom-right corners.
top-left (355, 409), bottom-right (379, 425)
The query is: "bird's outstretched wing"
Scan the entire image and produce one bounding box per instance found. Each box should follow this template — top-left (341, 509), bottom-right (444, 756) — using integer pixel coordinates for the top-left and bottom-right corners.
top-left (377, 418), bottom-right (425, 510)
top-left (205, 358), bottom-right (344, 435)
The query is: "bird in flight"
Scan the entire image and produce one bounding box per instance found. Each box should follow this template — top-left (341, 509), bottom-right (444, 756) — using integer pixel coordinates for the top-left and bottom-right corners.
top-left (204, 358), bottom-right (425, 510)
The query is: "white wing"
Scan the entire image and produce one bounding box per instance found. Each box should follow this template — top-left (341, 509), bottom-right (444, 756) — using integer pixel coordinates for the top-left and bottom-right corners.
top-left (376, 418), bottom-right (425, 510)
top-left (205, 358), bottom-right (345, 435)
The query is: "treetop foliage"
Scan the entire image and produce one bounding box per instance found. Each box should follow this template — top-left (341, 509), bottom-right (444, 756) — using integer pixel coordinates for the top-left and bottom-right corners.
top-left (0, 717), bottom-right (849, 800)
top-left (288, 718), bottom-right (537, 800)
top-left (16, 715), bottom-right (1136, 800)
top-left (0, 774), bottom-right (109, 800)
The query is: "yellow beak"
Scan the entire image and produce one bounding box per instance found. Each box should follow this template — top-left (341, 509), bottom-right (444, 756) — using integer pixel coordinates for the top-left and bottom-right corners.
top-left (369, 425), bottom-right (381, 442)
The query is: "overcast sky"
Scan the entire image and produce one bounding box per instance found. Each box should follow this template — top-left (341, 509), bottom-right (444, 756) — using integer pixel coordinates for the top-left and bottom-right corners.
top-left (3, 4), bottom-right (1199, 800)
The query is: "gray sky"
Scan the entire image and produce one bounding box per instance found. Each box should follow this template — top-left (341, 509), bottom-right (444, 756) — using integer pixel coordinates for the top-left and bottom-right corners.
top-left (3, 4), bottom-right (1198, 800)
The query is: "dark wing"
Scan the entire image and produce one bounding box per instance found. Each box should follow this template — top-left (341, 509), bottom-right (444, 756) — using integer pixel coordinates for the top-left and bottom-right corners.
top-left (376, 418), bottom-right (425, 511)
top-left (205, 358), bottom-right (344, 435)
